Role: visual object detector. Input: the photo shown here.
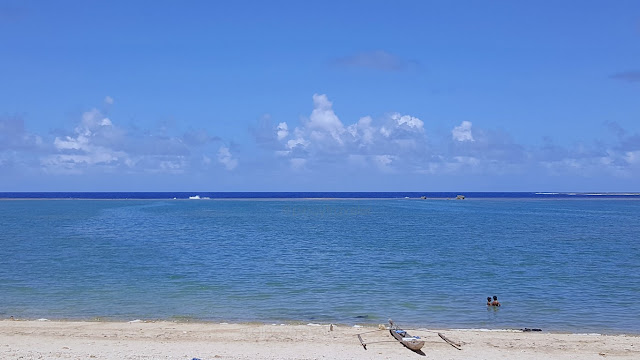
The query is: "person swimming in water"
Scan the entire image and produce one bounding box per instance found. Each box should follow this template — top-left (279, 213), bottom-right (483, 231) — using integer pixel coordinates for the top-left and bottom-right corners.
top-left (487, 296), bottom-right (492, 306)
top-left (491, 295), bottom-right (501, 307)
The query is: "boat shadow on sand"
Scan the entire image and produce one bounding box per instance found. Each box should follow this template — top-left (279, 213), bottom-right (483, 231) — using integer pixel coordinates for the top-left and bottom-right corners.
top-left (403, 347), bottom-right (426, 356)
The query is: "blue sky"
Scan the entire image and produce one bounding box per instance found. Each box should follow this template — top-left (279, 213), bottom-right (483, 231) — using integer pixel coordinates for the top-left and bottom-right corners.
top-left (1, 0), bottom-right (639, 191)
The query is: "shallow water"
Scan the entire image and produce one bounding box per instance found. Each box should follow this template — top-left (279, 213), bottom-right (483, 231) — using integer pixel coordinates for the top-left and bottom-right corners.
top-left (1, 198), bottom-right (638, 333)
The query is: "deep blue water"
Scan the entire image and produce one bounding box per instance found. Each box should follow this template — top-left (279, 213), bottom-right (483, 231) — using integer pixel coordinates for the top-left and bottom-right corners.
top-left (0, 196), bottom-right (639, 333)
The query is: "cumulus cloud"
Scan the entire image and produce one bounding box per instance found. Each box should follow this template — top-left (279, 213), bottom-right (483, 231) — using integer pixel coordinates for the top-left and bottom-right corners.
top-left (41, 108), bottom-right (128, 173)
top-left (4, 94), bottom-right (640, 188)
top-left (276, 122), bottom-right (289, 140)
top-left (448, 125), bottom-right (526, 168)
top-left (286, 136), bottom-right (310, 150)
top-left (393, 113), bottom-right (424, 130)
top-left (0, 100), bottom-right (227, 176)
top-left (217, 146), bottom-right (238, 170)
top-left (452, 121), bottom-right (474, 142)
top-left (307, 94), bottom-right (345, 144)
top-left (378, 113), bottom-right (425, 147)
top-left (265, 93), bottom-right (640, 181)
top-left (271, 94), bottom-right (427, 171)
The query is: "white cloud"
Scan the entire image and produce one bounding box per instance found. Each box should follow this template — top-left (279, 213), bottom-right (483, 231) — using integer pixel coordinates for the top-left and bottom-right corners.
top-left (75, 108), bottom-right (114, 137)
top-left (8, 94), bottom-right (640, 187)
top-left (33, 105), bottom-right (226, 175)
top-left (376, 113), bottom-right (424, 140)
top-left (392, 113), bottom-right (423, 130)
top-left (276, 122), bottom-right (289, 140)
top-left (104, 96), bottom-right (114, 105)
top-left (43, 108), bottom-right (128, 172)
top-left (286, 137), bottom-right (309, 150)
top-left (277, 94), bottom-right (627, 180)
top-left (271, 94), bottom-right (427, 174)
top-left (307, 94), bottom-right (345, 144)
top-left (53, 108), bottom-right (113, 152)
top-left (346, 116), bottom-right (375, 145)
top-left (217, 146), bottom-right (238, 170)
top-left (54, 134), bottom-right (90, 151)
top-left (452, 121), bottom-right (474, 142)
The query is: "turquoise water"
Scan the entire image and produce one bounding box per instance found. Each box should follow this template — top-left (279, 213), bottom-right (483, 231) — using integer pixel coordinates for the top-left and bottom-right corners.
top-left (1, 198), bottom-right (639, 333)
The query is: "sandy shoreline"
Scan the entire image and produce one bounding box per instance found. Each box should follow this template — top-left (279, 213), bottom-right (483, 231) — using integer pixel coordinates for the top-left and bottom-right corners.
top-left (1, 320), bottom-right (637, 359)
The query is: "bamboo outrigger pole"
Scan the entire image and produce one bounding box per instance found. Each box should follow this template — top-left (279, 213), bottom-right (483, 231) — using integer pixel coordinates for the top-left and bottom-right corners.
top-left (357, 334), bottom-right (367, 350)
top-left (438, 332), bottom-right (462, 350)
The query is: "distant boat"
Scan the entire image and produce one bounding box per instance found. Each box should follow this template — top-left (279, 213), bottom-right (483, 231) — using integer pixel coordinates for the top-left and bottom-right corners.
top-left (389, 320), bottom-right (425, 351)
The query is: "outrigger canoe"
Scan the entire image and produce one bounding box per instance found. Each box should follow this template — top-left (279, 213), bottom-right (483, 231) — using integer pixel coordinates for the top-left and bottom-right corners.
top-left (389, 321), bottom-right (425, 351)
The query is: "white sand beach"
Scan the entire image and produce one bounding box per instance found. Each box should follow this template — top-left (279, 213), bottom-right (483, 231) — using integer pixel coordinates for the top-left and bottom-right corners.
top-left (1, 320), bottom-right (637, 359)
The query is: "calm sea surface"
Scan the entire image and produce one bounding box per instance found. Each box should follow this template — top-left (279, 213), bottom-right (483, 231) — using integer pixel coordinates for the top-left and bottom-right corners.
top-left (1, 195), bottom-right (639, 333)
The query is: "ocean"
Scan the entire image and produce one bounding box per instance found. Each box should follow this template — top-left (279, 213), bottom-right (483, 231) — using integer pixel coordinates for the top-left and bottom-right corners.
top-left (0, 193), bottom-right (639, 334)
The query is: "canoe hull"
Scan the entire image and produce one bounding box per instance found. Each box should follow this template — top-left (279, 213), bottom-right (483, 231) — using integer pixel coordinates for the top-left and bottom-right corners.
top-left (390, 329), bottom-right (425, 351)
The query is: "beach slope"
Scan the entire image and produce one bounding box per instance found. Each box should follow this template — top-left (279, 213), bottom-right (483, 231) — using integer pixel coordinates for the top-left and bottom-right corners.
top-left (1, 321), bottom-right (637, 359)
